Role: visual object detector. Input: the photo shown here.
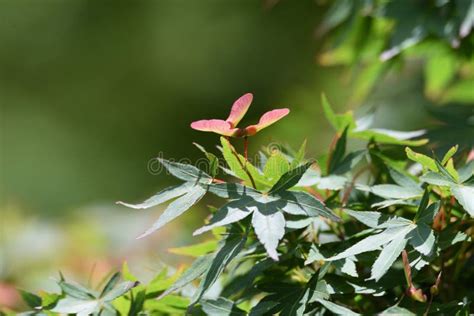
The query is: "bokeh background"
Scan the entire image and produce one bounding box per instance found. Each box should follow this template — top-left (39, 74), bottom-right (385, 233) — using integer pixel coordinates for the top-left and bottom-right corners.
top-left (1, 0), bottom-right (473, 310)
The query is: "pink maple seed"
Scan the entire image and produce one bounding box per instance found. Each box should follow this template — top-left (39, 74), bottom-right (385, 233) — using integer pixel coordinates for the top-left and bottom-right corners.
top-left (226, 93), bottom-right (253, 128)
top-left (244, 108), bottom-right (290, 136)
top-left (190, 119), bottom-right (239, 137)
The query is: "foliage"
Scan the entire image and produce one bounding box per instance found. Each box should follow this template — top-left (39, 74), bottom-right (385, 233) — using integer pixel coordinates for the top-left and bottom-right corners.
top-left (11, 95), bottom-right (474, 315)
top-left (318, 0), bottom-right (474, 105)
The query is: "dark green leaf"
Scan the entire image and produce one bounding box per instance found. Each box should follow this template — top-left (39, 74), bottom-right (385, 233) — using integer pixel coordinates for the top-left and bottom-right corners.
top-left (415, 201), bottom-right (440, 226)
top-left (328, 127), bottom-right (348, 174)
top-left (269, 162), bottom-right (313, 194)
top-left (191, 228), bottom-right (247, 305)
top-left (277, 191), bottom-right (340, 221)
top-left (408, 223), bottom-right (435, 256)
top-left (19, 290), bottom-right (42, 309)
top-left (100, 272), bottom-right (120, 298)
top-left (58, 280), bottom-right (96, 300)
top-left (159, 254), bottom-right (213, 299)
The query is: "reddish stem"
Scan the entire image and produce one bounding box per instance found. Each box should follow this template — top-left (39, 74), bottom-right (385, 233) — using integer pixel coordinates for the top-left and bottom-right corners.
top-left (244, 136), bottom-right (249, 161)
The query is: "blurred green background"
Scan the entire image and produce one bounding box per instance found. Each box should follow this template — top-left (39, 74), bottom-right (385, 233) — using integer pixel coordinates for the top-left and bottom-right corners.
top-left (0, 0), bottom-right (472, 310)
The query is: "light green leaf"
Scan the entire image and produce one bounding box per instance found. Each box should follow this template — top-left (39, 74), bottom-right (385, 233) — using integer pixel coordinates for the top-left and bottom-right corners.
top-left (445, 159), bottom-right (460, 182)
top-left (252, 208), bottom-right (286, 261)
top-left (435, 159), bottom-right (457, 183)
top-left (451, 184), bottom-right (474, 217)
top-left (193, 142), bottom-right (219, 177)
top-left (121, 262), bottom-right (138, 282)
top-left (441, 79), bottom-right (474, 103)
top-left (406, 148), bottom-right (438, 171)
top-left (370, 237), bottom-right (407, 281)
top-left (264, 151), bottom-right (290, 185)
top-left (315, 298), bottom-right (360, 316)
top-left (408, 223), bottom-right (435, 256)
top-left (158, 158), bottom-right (212, 184)
top-left (425, 53), bottom-right (457, 98)
top-left (137, 185), bottom-right (207, 239)
top-left (221, 137), bottom-right (269, 189)
top-left (290, 139), bottom-right (307, 168)
top-left (193, 198), bottom-right (254, 235)
top-left (441, 145), bottom-right (459, 165)
top-left (269, 162), bottom-right (313, 194)
top-left (201, 297), bottom-right (246, 316)
top-left (321, 94), bottom-right (355, 132)
top-left (159, 255), bottom-right (213, 299)
top-left (168, 240), bottom-right (218, 257)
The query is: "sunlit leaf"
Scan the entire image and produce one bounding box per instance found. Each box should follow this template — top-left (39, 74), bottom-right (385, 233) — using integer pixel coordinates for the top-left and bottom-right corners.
top-left (315, 298), bottom-right (360, 316)
top-left (252, 208), bottom-right (286, 261)
top-left (51, 298), bottom-right (100, 316)
top-left (137, 185), bottom-right (207, 239)
top-left (264, 151), bottom-right (290, 185)
top-left (158, 158), bottom-right (212, 184)
top-left (221, 137), bottom-right (269, 189)
top-left (370, 237), bottom-right (407, 281)
top-left (356, 184), bottom-right (423, 200)
top-left (193, 198), bottom-right (254, 236)
top-left (408, 223), bottom-right (436, 256)
top-left (406, 148), bottom-right (438, 171)
top-left (451, 184), bottom-right (474, 217)
top-left (327, 224), bottom-right (415, 261)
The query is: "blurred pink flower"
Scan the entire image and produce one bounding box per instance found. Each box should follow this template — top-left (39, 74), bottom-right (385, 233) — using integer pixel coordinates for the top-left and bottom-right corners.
top-left (190, 93), bottom-right (289, 137)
